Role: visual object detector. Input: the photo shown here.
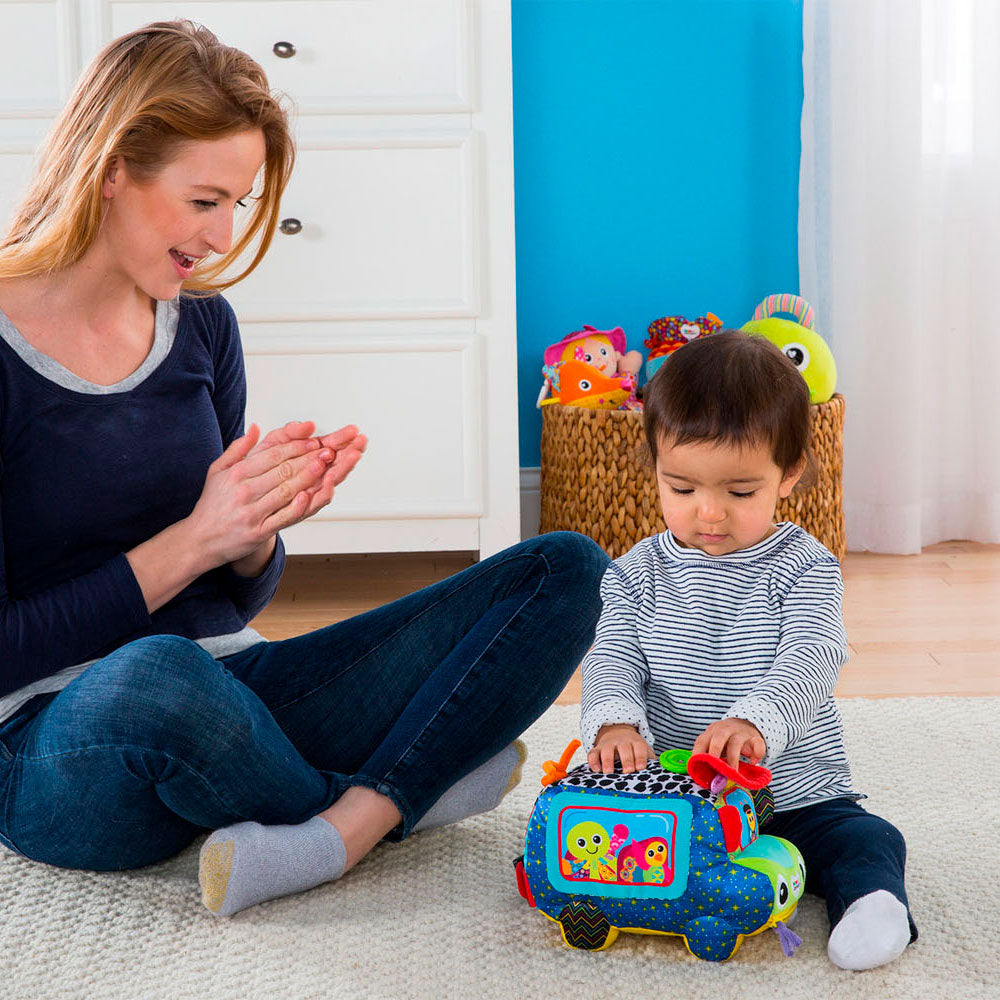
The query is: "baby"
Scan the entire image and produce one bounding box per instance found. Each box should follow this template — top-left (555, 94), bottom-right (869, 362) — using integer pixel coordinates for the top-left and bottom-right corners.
top-left (580, 330), bottom-right (916, 971)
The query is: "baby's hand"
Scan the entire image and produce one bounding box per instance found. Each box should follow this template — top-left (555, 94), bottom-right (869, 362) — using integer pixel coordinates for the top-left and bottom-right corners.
top-left (692, 718), bottom-right (766, 770)
top-left (588, 724), bottom-right (653, 774)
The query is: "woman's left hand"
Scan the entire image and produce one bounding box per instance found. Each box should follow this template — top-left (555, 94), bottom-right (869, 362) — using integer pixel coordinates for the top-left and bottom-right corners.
top-left (231, 420), bottom-right (367, 576)
top-left (250, 420), bottom-right (367, 518)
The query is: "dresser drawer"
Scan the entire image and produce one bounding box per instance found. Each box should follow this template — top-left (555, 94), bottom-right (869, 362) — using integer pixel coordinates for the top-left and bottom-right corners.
top-left (241, 328), bottom-right (483, 520)
top-left (224, 134), bottom-right (478, 320)
top-left (0, 0), bottom-right (76, 115)
top-left (0, 144), bottom-right (42, 233)
top-left (104, 0), bottom-right (471, 113)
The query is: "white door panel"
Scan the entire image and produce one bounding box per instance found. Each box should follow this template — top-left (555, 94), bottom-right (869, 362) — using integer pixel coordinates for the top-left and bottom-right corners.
top-left (243, 333), bottom-right (482, 519)
top-left (104, 0), bottom-right (472, 113)
top-left (0, 0), bottom-right (77, 116)
top-left (225, 136), bottom-right (478, 320)
top-left (0, 150), bottom-right (38, 234)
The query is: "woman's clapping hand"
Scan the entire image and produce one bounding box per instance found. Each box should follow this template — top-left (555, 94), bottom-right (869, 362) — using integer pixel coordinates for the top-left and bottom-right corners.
top-left (187, 420), bottom-right (367, 571)
top-left (252, 420), bottom-right (367, 522)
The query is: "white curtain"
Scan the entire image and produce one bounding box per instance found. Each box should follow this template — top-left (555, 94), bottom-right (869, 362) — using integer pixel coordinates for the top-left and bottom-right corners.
top-left (800, 0), bottom-right (1000, 553)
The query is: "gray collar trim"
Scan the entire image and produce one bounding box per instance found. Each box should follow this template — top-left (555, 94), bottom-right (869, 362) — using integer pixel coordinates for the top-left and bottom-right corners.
top-left (0, 297), bottom-right (179, 394)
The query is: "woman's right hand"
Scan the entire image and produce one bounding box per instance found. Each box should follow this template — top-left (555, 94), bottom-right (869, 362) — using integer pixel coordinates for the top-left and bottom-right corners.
top-left (125, 422), bottom-right (349, 614)
top-left (184, 423), bottom-right (336, 569)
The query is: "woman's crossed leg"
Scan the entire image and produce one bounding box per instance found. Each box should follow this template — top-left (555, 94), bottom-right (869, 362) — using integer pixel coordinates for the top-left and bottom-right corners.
top-left (0, 532), bottom-right (608, 915)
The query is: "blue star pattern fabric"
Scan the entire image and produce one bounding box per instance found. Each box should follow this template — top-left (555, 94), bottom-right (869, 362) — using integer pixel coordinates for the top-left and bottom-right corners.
top-left (517, 760), bottom-right (804, 962)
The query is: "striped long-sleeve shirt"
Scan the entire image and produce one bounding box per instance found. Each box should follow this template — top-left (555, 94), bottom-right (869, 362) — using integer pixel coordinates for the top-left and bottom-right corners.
top-left (580, 522), bottom-right (857, 811)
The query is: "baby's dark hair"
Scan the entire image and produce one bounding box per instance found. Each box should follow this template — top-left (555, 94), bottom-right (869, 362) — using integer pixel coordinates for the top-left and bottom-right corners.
top-left (642, 330), bottom-right (813, 482)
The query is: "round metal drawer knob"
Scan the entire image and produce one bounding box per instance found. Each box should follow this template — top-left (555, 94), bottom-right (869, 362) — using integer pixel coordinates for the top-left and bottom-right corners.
top-left (279, 218), bottom-right (303, 236)
top-left (272, 41), bottom-right (296, 59)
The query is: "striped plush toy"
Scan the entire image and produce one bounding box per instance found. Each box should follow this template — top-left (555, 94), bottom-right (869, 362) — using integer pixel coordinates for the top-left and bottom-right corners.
top-left (741, 294), bottom-right (837, 404)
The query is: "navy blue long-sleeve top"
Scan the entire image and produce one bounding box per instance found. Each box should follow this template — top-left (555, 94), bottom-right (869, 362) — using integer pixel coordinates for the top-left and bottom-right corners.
top-left (0, 294), bottom-right (284, 709)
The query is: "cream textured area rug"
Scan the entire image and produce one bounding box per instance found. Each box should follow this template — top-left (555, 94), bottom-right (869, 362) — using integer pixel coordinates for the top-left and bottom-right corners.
top-left (2, 697), bottom-right (997, 1000)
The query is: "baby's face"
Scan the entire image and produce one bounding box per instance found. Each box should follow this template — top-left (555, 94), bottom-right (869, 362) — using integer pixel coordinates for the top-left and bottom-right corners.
top-left (654, 436), bottom-right (803, 556)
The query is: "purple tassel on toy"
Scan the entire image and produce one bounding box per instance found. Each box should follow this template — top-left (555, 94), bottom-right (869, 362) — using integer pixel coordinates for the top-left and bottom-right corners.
top-left (773, 921), bottom-right (803, 957)
top-left (710, 775), bottom-right (728, 795)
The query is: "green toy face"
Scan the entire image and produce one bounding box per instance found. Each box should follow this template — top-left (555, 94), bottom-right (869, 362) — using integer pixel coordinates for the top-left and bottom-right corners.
top-left (742, 317), bottom-right (837, 404)
top-left (566, 821), bottom-right (611, 861)
top-left (733, 835), bottom-right (806, 920)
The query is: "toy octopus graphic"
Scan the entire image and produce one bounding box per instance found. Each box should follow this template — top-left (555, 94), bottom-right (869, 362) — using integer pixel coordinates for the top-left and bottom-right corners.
top-left (564, 821), bottom-right (628, 882)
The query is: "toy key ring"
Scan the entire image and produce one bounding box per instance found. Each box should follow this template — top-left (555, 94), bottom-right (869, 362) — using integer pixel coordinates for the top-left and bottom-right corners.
top-left (659, 748), bottom-right (693, 773)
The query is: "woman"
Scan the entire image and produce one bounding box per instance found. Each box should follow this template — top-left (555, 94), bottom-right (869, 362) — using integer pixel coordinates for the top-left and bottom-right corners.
top-left (0, 21), bottom-right (608, 917)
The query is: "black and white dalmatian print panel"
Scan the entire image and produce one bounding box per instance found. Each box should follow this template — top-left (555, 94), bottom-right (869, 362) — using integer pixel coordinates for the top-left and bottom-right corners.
top-left (559, 760), bottom-right (716, 802)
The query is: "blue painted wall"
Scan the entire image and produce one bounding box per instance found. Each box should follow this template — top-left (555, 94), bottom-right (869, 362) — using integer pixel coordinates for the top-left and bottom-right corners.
top-left (511, 0), bottom-right (804, 466)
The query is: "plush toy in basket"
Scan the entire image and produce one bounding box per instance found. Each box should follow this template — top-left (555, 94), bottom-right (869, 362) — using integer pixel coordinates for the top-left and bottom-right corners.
top-left (644, 312), bottom-right (723, 380)
top-left (536, 325), bottom-right (642, 410)
top-left (513, 741), bottom-right (805, 962)
top-left (741, 294), bottom-right (837, 404)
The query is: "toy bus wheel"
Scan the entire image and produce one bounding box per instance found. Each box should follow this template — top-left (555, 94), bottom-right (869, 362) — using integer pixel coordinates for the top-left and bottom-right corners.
top-left (558, 901), bottom-right (618, 951)
top-left (682, 917), bottom-right (741, 962)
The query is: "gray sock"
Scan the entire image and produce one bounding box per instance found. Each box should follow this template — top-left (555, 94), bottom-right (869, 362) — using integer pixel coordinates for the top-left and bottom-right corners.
top-left (199, 815), bottom-right (347, 917)
top-left (413, 740), bottom-right (527, 833)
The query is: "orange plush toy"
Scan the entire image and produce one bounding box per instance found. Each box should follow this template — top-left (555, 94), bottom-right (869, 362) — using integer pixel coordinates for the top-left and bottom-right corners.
top-left (536, 325), bottom-right (643, 410)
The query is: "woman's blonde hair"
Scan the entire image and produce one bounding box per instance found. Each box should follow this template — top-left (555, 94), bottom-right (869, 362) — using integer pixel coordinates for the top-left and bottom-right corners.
top-left (0, 20), bottom-right (294, 294)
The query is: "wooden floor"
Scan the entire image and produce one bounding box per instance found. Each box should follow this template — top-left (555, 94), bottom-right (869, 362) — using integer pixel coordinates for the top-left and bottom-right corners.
top-left (251, 540), bottom-right (1000, 702)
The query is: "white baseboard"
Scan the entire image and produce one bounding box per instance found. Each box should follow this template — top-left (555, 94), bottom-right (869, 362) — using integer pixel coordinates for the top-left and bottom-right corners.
top-left (519, 466), bottom-right (540, 541)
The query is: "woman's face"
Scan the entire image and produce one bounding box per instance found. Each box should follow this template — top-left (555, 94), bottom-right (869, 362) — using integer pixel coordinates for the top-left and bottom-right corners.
top-left (99, 129), bottom-right (267, 300)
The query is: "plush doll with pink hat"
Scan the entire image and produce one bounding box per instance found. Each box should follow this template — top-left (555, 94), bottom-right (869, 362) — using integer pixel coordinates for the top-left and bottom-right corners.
top-left (536, 325), bottom-right (643, 410)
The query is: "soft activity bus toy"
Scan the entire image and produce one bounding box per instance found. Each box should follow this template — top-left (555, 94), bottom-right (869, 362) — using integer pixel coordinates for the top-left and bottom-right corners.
top-left (514, 742), bottom-right (805, 962)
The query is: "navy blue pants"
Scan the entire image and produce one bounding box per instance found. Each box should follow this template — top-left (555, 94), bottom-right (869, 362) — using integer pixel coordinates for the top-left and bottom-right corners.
top-left (0, 532), bottom-right (608, 872)
top-left (768, 797), bottom-right (918, 941)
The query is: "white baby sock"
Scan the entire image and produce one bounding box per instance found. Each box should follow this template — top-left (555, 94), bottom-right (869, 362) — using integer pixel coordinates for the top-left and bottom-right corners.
top-left (199, 815), bottom-right (347, 917)
top-left (827, 889), bottom-right (911, 970)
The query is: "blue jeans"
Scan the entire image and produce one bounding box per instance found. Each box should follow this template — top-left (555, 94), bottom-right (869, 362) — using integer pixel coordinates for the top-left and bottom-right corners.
top-left (768, 796), bottom-right (918, 940)
top-left (0, 532), bottom-right (608, 872)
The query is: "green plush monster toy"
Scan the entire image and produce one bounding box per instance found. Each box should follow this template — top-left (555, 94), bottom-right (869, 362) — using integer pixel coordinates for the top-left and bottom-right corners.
top-left (741, 294), bottom-right (837, 404)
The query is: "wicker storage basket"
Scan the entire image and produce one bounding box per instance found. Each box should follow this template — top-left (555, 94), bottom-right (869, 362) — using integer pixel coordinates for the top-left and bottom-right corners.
top-left (539, 393), bottom-right (846, 560)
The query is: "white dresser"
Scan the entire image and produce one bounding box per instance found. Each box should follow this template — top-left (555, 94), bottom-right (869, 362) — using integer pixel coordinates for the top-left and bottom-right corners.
top-left (0, 0), bottom-right (520, 557)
